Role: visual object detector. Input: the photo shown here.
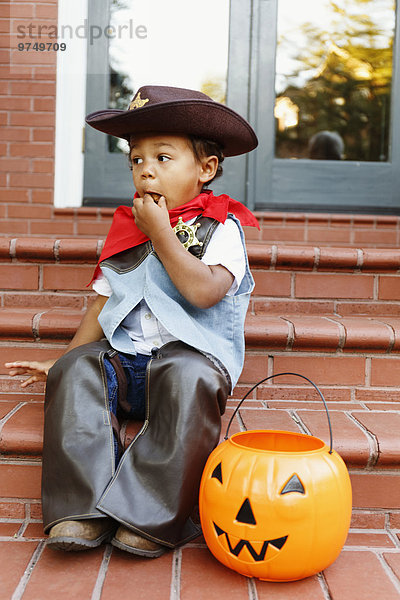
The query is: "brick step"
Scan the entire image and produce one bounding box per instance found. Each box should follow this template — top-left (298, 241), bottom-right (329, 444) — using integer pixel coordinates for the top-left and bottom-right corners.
top-left (2, 239), bottom-right (400, 318)
top-left (1, 399), bottom-right (400, 519)
top-left (0, 507), bottom-right (399, 599)
top-left (2, 208), bottom-right (400, 247)
top-left (2, 308), bottom-right (400, 350)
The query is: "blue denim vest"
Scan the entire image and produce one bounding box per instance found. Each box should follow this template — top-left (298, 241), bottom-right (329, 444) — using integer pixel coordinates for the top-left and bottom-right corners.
top-left (98, 215), bottom-right (254, 389)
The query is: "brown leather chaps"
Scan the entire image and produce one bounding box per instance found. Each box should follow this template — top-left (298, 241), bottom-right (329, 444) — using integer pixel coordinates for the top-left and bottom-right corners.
top-left (41, 340), bottom-right (229, 547)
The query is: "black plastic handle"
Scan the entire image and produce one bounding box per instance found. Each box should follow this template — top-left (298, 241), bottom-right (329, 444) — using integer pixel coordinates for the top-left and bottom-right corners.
top-left (225, 372), bottom-right (333, 454)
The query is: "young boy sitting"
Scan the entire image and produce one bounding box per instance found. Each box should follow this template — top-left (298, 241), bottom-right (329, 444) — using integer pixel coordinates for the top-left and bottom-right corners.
top-left (6, 85), bottom-right (259, 558)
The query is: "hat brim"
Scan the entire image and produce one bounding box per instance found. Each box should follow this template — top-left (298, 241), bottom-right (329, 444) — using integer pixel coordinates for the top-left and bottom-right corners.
top-left (85, 99), bottom-right (258, 157)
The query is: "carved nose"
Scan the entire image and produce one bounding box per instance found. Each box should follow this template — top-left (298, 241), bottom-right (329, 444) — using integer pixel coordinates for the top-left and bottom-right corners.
top-left (235, 498), bottom-right (257, 525)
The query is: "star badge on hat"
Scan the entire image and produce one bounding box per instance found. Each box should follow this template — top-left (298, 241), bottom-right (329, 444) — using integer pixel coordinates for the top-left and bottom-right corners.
top-left (129, 92), bottom-right (149, 111)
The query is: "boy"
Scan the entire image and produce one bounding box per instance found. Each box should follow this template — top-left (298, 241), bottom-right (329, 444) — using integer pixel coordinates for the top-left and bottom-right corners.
top-left (6, 85), bottom-right (259, 558)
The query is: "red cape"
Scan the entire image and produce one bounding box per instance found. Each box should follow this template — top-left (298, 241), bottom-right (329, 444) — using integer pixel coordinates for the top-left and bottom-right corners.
top-left (89, 190), bottom-right (259, 284)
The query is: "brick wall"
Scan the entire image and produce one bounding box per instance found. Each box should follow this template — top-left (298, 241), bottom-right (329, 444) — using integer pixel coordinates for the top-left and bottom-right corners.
top-left (0, 0), bottom-right (57, 234)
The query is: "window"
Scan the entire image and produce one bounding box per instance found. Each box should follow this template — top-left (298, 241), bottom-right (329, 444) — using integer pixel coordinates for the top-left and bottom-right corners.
top-left (84, 0), bottom-right (400, 213)
top-left (83, 0), bottom-right (252, 206)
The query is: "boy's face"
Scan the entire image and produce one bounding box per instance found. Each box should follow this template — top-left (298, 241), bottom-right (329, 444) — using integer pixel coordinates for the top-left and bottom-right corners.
top-left (129, 134), bottom-right (214, 210)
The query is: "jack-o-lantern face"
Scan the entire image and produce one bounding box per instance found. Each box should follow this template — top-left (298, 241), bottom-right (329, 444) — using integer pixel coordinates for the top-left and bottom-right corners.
top-left (199, 430), bottom-right (352, 582)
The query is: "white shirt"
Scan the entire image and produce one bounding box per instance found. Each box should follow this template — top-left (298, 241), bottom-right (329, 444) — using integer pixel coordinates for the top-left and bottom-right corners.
top-left (93, 218), bottom-right (246, 355)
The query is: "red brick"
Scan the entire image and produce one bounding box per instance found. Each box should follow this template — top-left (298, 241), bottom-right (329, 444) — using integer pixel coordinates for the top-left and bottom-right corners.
top-left (352, 412), bottom-right (400, 465)
top-left (0, 308), bottom-right (37, 338)
top-left (101, 548), bottom-right (173, 599)
top-left (295, 273), bottom-right (374, 299)
top-left (255, 575), bottom-right (326, 599)
top-left (275, 246), bottom-right (316, 270)
top-left (355, 389), bottom-right (400, 403)
top-left (0, 501), bottom-right (25, 519)
top-left (290, 316), bottom-right (342, 350)
top-left (0, 220), bottom-right (29, 235)
top-left (0, 400), bottom-right (23, 419)
top-left (354, 230), bottom-right (397, 245)
top-left (262, 226), bottom-right (305, 243)
top-left (0, 464), bottom-right (41, 498)
top-left (32, 128), bottom-right (55, 142)
top-left (0, 346), bottom-right (64, 375)
top-left (0, 264), bottom-right (38, 289)
top-left (370, 358), bottom-right (400, 386)
top-left (0, 126), bottom-right (30, 141)
top-left (10, 172), bottom-right (53, 188)
top-left (181, 547), bottom-right (248, 600)
top-left (30, 220), bottom-right (74, 235)
top-left (362, 249), bottom-right (400, 271)
top-left (245, 315), bottom-right (290, 348)
top-left (0, 188), bottom-right (29, 202)
top-left (240, 408), bottom-right (302, 433)
top-left (30, 503), bottom-right (43, 520)
top-left (351, 472), bottom-right (400, 509)
top-left (337, 301), bottom-right (400, 317)
top-left (252, 271), bottom-right (291, 297)
top-left (10, 142), bottom-right (53, 158)
top-left (307, 227), bottom-right (351, 244)
top-left (58, 239), bottom-right (99, 262)
top-left (379, 276), bottom-right (400, 300)
top-left (32, 159), bottom-right (53, 173)
top-left (42, 265), bottom-right (94, 290)
top-left (0, 522), bottom-right (21, 536)
top-left (77, 221), bottom-right (112, 236)
top-left (383, 553), bottom-right (400, 581)
top-left (238, 354), bottom-right (269, 384)
top-left (13, 237), bottom-right (55, 260)
top-left (339, 317), bottom-right (393, 351)
top-left (8, 204), bottom-right (52, 219)
top-left (1, 158), bottom-right (31, 175)
top-left (298, 410), bottom-right (370, 466)
top-left (11, 81), bottom-right (55, 96)
top-left (0, 403), bottom-right (44, 455)
top-left (350, 510), bottom-right (386, 529)
top-left (3, 292), bottom-right (85, 309)
top-left (0, 541), bottom-right (39, 598)
top-left (253, 299), bottom-right (335, 315)
top-left (23, 523), bottom-right (46, 539)
top-left (33, 97), bottom-right (55, 112)
top-left (345, 532), bottom-right (395, 547)
top-left (272, 355), bottom-right (366, 385)
top-left (23, 546), bottom-right (103, 600)
top-left (319, 248), bottom-right (359, 271)
top-left (324, 550), bottom-right (400, 599)
top-left (34, 4), bottom-right (58, 19)
top-left (31, 189), bottom-right (53, 203)
top-left (10, 112), bottom-right (55, 126)
top-left (38, 309), bottom-right (82, 339)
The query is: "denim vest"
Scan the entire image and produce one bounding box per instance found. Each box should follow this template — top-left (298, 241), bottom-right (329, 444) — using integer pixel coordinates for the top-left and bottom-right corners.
top-left (98, 215), bottom-right (254, 389)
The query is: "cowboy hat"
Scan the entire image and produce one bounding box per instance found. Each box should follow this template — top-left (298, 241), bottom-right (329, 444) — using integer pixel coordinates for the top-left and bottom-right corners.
top-left (85, 85), bottom-right (258, 157)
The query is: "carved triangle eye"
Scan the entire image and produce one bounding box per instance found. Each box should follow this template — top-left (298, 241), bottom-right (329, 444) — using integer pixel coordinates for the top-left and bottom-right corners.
top-left (211, 462), bottom-right (223, 483)
top-left (280, 474), bottom-right (305, 495)
top-left (236, 498), bottom-right (257, 525)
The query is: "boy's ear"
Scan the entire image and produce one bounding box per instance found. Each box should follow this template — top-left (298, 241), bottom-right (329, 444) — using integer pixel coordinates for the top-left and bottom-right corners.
top-left (199, 156), bottom-right (219, 184)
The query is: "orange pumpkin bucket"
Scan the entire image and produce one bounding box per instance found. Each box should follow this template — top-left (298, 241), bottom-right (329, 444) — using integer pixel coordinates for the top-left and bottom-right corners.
top-left (199, 373), bottom-right (352, 582)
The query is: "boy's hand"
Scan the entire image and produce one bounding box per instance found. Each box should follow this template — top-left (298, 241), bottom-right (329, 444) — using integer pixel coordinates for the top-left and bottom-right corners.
top-left (132, 194), bottom-right (171, 241)
top-left (5, 359), bottom-right (56, 388)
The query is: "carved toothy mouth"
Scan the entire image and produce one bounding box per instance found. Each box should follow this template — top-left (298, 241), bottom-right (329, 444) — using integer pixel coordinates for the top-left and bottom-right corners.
top-left (213, 522), bottom-right (288, 562)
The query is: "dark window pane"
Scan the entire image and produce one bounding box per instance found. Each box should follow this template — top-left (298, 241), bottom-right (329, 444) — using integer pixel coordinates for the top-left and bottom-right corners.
top-left (274, 0), bottom-right (396, 161)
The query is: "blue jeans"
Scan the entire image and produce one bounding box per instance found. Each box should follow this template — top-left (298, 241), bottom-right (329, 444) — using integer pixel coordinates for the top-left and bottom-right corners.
top-left (104, 352), bottom-right (151, 461)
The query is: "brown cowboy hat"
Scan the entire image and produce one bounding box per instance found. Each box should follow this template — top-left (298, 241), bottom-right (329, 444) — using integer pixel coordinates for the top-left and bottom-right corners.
top-left (85, 85), bottom-right (258, 157)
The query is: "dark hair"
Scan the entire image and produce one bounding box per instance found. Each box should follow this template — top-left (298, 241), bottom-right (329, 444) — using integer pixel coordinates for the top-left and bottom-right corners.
top-left (308, 131), bottom-right (344, 160)
top-left (188, 135), bottom-right (224, 187)
top-left (127, 135), bottom-right (224, 188)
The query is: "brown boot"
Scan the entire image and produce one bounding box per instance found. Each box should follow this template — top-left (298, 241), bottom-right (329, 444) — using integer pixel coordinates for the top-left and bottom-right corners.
top-left (47, 518), bottom-right (116, 551)
top-left (111, 525), bottom-right (166, 558)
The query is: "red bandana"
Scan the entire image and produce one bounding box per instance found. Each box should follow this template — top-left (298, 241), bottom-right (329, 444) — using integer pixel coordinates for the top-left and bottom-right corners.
top-left (89, 190), bottom-right (259, 284)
